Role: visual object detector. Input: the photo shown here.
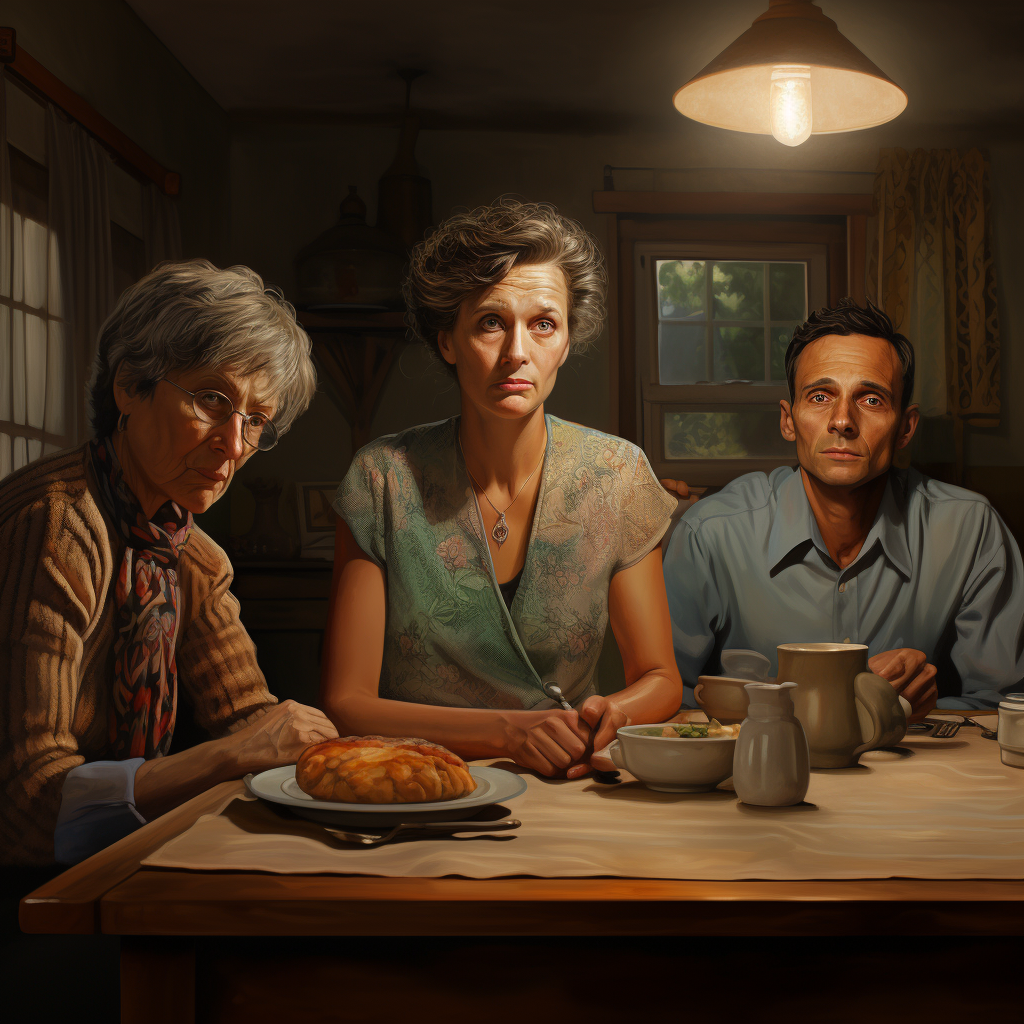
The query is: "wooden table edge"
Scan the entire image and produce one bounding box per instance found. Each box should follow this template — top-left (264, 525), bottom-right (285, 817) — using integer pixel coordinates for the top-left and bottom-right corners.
top-left (95, 871), bottom-right (1024, 937)
top-left (19, 780), bottom-right (245, 934)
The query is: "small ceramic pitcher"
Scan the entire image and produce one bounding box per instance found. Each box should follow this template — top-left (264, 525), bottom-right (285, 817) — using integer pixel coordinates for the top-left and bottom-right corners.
top-left (733, 682), bottom-right (810, 807)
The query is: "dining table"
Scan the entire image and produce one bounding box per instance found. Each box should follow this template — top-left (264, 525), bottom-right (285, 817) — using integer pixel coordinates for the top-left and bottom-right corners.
top-left (18, 710), bottom-right (1024, 1024)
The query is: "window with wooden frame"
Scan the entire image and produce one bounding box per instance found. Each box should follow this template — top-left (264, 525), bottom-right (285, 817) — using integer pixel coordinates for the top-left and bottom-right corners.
top-left (596, 192), bottom-right (871, 487)
top-left (0, 136), bottom-right (72, 477)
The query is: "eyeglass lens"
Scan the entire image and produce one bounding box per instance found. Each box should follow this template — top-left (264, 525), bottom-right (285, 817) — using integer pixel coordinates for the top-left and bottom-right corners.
top-left (193, 390), bottom-right (278, 450)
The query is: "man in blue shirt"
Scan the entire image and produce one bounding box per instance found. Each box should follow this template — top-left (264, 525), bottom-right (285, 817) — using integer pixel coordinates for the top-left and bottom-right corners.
top-left (662, 299), bottom-right (1024, 714)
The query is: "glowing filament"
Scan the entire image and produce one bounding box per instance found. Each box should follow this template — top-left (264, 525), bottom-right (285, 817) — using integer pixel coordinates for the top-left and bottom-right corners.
top-left (770, 65), bottom-right (812, 146)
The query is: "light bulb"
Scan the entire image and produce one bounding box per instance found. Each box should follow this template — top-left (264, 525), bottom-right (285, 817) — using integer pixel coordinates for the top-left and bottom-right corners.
top-left (770, 65), bottom-right (812, 146)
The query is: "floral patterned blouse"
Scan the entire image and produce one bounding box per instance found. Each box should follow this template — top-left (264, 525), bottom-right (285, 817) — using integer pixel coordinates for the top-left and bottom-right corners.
top-left (334, 414), bottom-right (677, 711)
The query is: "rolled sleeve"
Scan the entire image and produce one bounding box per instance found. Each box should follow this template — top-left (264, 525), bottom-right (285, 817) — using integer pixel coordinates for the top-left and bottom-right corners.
top-left (940, 509), bottom-right (1024, 709)
top-left (53, 758), bottom-right (146, 864)
top-left (663, 520), bottom-right (721, 706)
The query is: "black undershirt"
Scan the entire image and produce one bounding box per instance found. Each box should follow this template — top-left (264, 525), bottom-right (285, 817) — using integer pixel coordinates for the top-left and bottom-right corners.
top-left (498, 568), bottom-right (524, 608)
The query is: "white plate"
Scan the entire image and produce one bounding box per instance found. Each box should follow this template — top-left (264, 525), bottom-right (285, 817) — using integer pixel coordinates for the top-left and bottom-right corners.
top-left (245, 765), bottom-right (527, 826)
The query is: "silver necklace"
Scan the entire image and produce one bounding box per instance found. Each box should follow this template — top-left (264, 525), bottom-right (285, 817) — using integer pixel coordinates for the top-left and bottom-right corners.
top-left (459, 432), bottom-right (545, 548)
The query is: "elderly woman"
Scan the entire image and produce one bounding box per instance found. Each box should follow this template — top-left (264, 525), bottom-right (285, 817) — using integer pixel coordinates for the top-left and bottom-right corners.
top-left (321, 200), bottom-right (682, 777)
top-left (0, 259), bottom-right (337, 865)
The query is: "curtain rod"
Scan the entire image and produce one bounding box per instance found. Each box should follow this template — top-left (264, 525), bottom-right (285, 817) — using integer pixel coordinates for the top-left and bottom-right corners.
top-left (603, 165), bottom-right (875, 175)
top-left (4, 45), bottom-right (180, 195)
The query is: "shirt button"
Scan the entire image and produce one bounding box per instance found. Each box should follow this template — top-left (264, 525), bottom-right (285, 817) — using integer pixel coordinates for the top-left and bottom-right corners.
top-left (838, 583), bottom-right (846, 593)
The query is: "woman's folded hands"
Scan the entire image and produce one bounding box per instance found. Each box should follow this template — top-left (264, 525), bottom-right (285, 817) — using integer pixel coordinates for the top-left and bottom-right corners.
top-left (497, 695), bottom-right (628, 779)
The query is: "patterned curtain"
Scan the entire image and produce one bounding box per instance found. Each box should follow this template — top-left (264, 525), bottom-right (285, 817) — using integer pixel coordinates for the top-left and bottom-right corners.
top-left (867, 148), bottom-right (1000, 479)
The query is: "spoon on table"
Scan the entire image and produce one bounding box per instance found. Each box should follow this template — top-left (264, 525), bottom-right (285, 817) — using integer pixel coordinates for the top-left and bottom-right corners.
top-left (543, 682), bottom-right (620, 783)
top-left (964, 716), bottom-right (998, 740)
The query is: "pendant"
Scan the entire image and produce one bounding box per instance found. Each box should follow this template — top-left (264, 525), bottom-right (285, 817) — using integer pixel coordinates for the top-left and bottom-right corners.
top-left (492, 512), bottom-right (509, 548)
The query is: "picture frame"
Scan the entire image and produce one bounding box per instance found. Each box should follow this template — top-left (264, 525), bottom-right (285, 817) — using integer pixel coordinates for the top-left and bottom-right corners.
top-left (296, 481), bottom-right (340, 559)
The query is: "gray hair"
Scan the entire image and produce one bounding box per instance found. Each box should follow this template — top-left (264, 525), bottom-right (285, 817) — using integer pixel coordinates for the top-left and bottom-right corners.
top-left (88, 259), bottom-right (317, 438)
top-left (403, 198), bottom-right (606, 373)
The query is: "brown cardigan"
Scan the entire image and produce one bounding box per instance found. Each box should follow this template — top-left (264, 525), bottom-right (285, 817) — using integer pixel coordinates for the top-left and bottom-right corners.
top-left (0, 445), bottom-right (276, 864)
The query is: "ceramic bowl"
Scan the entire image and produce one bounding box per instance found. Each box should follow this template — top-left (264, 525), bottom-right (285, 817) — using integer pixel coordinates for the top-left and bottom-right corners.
top-left (694, 675), bottom-right (754, 724)
top-left (608, 724), bottom-right (737, 793)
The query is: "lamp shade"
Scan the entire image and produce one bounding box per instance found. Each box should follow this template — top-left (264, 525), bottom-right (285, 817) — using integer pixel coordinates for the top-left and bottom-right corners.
top-left (673, 0), bottom-right (907, 136)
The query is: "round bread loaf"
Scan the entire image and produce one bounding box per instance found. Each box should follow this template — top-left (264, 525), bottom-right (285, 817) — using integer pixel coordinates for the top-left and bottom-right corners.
top-left (295, 735), bottom-right (477, 803)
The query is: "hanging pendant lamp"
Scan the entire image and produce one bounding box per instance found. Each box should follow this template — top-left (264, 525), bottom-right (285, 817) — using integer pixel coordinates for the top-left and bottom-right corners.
top-left (673, 0), bottom-right (907, 146)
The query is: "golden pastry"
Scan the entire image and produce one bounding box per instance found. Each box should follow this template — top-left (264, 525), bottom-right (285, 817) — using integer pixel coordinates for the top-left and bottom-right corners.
top-left (295, 735), bottom-right (477, 803)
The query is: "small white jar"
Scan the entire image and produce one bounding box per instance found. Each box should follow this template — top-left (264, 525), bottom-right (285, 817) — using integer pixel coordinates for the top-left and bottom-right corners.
top-left (997, 693), bottom-right (1024, 768)
top-left (733, 681), bottom-right (810, 806)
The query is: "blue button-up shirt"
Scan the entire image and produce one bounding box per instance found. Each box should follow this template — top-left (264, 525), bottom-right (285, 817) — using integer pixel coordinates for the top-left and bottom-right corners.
top-left (663, 466), bottom-right (1024, 710)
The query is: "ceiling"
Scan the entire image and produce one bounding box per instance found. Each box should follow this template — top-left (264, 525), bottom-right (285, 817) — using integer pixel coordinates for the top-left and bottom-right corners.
top-left (124, 0), bottom-right (1024, 135)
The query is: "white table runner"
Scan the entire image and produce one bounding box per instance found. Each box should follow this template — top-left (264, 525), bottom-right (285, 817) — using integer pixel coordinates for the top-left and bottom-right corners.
top-left (143, 730), bottom-right (1024, 880)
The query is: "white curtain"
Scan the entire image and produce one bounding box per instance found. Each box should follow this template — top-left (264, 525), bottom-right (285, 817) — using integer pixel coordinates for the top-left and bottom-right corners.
top-left (47, 103), bottom-right (115, 444)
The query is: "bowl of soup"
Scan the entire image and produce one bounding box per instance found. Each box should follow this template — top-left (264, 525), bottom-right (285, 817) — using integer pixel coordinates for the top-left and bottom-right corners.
top-left (608, 722), bottom-right (739, 793)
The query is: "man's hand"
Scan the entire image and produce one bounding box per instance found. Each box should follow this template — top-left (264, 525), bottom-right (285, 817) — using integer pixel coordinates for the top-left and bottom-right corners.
top-left (498, 709), bottom-right (590, 777)
top-left (228, 700), bottom-right (340, 774)
top-left (660, 478), bottom-right (690, 500)
top-left (869, 649), bottom-right (938, 723)
top-left (565, 695), bottom-right (629, 779)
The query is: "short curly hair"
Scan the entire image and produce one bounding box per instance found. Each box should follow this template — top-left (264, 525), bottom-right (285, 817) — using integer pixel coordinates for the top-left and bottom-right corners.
top-left (403, 198), bottom-right (606, 370)
top-left (88, 259), bottom-right (317, 438)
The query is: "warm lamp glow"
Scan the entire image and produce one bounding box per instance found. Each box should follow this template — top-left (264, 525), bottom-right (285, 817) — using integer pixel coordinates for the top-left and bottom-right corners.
top-left (770, 65), bottom-right (812, 146)
top-left (673, 0), bottom-right (907, 143)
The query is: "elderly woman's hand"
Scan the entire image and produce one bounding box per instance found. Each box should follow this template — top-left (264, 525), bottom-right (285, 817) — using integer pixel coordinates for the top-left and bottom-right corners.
top-left (227, 699), bottom-right (340, 774)
top-left (498, 709), bottom-right (591, 777)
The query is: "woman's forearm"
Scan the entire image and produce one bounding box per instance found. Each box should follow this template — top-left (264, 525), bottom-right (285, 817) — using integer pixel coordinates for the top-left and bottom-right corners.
top-left (605, 670), bottom-right (683, 725)
top-left (324, 690), bottom-right (519, 761)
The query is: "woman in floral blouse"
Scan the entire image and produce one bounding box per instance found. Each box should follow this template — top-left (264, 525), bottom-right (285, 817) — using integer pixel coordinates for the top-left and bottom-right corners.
top-left (321, 200), bottom-right (682, 778)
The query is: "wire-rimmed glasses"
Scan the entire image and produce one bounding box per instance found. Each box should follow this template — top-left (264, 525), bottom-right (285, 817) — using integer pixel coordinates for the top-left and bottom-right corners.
top-left (160, 378), bottom-right (279, 451)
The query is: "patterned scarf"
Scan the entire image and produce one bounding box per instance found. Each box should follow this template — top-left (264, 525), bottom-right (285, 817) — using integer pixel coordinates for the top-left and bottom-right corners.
top-left (89, 436), bottom-right (193, 759)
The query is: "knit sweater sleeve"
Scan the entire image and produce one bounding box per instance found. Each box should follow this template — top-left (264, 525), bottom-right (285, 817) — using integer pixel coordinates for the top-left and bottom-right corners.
top-left (175, 531), bottom-right (277, 738)
top-left (0, 492), bottom-right (107, 865)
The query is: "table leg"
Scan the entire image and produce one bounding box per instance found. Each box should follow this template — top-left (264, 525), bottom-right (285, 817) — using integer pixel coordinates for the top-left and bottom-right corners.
top-left (120, 936), bottom-right (195, 1024)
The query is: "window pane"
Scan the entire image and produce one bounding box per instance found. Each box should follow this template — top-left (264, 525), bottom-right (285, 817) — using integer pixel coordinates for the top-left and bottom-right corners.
top-left (769, 263), bottom-right (806, 321)
top-left (659, 322), bottom-right (707, 383)
top-left (27, 438), bottom-right (42, 464)
top-left (12, 309), bottom-right (25, 425)
top-left (0, 307), bottom-right (9, 420)
top-left (25, 313), bottom-right (47, 430)
top-left (22, 216), bottom-right (48, 310)
top-left (12, 211), bottom-right (23, 304)
top-left (664, 409), bottom-right (796, 460)
top-left (0, 203), bottom-right (9, 299)
top-left (657, 260), bottom-right (705, 320)
top-left (713, 326), bottom-right (764, 381)
top-left (712, 262), bottom-right (763, 321)
top-left (48, 231), bottom-right (63, 314)
top-left (44, 319), bottom-right (66, 436)
top-left (13, 434), bottom-right (27, 472)
top-left (0, 433), bottom-right (10, 479)
top-left (770, 322), bottom-right (801, 382)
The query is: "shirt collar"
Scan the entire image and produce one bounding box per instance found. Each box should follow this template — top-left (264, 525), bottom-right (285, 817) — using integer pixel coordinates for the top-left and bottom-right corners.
top-left (767, 467), bottom-right (912, 579)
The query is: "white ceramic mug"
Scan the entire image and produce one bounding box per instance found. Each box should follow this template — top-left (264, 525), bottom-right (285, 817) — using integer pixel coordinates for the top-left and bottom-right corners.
top-left (776, 642), bottom-right (907, 768)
